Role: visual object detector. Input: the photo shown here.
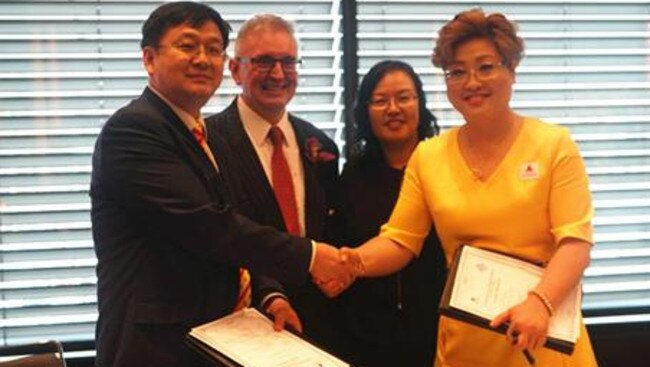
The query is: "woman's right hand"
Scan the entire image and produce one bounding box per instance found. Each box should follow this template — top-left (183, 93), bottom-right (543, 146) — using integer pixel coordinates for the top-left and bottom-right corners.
top-left (490, 293), bottom-right (551, 351)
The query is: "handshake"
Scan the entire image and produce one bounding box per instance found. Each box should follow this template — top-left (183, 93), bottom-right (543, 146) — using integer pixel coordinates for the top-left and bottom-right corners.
top-left (310, 243), bottom-right (365, 298)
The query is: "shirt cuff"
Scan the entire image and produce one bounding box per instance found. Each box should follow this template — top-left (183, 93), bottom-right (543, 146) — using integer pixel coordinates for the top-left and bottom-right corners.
top-left (260, 292), bottom-right (289, 310)
top-left (309, 240), bottom-right (317, 272)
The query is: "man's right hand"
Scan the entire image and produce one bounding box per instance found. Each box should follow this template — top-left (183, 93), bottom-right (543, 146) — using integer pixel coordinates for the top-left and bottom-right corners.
top-left (266, 297), bottom-right (303, 333)
top-left (310, 243), bottom-right (362, 297)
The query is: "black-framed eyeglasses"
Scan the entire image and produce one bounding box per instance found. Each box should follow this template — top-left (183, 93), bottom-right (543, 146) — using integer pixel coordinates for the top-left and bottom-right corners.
top-left (236, 55), bottom-right (302, 73)
top-left (159, 41), bottom-right (226, 59)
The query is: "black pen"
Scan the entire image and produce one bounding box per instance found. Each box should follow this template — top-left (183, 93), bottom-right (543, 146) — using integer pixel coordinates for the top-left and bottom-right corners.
top-left (523, 348), bottom-right (536, 365)
top-left (512, 333), bottom-right (536, 365)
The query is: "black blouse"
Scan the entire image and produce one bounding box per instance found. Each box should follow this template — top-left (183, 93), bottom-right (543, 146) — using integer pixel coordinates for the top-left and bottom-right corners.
top-left (337, 156), bottom-right (447, 348)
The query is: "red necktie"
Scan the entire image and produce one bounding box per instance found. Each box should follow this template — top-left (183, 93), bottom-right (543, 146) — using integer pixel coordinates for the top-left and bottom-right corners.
top-left (268, 126), bottom-right (301, 235)
top-left (191, 123), bottom-right (251, 311)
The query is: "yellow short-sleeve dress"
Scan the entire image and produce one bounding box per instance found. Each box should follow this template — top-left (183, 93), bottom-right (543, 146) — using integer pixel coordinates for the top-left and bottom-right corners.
top-left (380, 117), bottom-right (598, 367)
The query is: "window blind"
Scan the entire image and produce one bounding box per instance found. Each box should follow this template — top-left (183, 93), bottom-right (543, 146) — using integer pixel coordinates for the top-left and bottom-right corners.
top-left (356, 0), bottom-right (650, 323)
top-left (1, 0), bottom-right (649, 358)
top-left (0, 0), bottom-right (345, 351)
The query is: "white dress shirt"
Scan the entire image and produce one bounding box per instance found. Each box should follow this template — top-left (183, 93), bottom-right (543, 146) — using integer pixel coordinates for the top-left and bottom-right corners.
top-left (237, 97), bottom-right (306, 236)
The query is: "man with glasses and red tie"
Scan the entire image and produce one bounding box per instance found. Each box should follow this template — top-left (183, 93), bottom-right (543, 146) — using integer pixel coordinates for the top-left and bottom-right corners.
top-left (91, 4), bottom-right (353, 367)
top-left (206, 13), bottom-right (343, 355)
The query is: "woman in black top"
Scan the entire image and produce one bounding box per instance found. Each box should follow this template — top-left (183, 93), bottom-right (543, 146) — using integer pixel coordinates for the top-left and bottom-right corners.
top-left (337, 60), bottom-right (447, 367)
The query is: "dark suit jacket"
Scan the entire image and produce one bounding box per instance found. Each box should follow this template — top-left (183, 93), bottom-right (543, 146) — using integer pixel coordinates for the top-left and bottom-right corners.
top-left (206, 99), bottom-right (342, 352)
top-left (90, 88), bottom-right (312, 367)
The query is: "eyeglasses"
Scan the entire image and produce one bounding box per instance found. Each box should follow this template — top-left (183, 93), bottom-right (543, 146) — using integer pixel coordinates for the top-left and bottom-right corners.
top-left (159, 41), bottom-right (226, 59)
top-left (236, 56), bottom-right (302, 73)
top-left (368, 92), bottom-right (418, 109)
top-left (444, 62), bottom-right (504, 84)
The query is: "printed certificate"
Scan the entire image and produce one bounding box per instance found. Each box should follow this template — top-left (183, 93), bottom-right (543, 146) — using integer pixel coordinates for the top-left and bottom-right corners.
top-left (187, 308), bottom-right (350, 367)
top-left (440, 245), bottom-right (581, 355)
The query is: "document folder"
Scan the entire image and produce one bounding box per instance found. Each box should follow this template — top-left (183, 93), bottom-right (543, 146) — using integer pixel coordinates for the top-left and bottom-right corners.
top-left (439, 244), bottom-right (581, 355)
top-left (186, 334), bottom-right (240, 367)
top-left (186, 308), bottom-right (350, 367)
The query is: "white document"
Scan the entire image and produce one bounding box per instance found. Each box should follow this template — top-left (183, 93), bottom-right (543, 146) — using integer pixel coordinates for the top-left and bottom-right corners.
top-left (449, 246), bottom-right (581, 343)
top-left (189, 308), bottom-right (350, 367)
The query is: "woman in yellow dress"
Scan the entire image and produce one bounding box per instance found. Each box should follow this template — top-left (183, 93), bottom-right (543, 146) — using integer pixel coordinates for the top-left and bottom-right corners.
top-left (344, 8), bottom-right (599, 367)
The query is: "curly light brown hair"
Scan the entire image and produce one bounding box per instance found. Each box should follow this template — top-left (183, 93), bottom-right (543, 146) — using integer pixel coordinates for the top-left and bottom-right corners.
top-left (432, 8), bottom-right (524, 71)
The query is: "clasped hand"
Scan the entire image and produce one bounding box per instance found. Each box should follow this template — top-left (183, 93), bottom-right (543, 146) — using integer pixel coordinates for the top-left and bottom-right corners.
top-left (310, 244), bottom-right (364, 298)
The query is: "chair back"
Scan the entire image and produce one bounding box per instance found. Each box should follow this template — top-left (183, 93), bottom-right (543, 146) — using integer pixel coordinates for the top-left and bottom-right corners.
top-left (0, 340), bottom-right (66, 367)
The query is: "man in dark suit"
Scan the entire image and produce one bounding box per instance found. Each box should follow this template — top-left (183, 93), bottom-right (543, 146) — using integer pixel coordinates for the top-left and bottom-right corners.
top-left (90, 3), bottom-right (351, 367)
top-left (206, 14), bottom-right (343, 353)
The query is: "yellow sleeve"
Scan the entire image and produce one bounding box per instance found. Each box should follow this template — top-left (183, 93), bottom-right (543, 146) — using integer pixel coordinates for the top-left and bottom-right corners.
top-left (379, 142), bottom-right (433, 256)
top-left (549, 128), bottom-right (593, 245)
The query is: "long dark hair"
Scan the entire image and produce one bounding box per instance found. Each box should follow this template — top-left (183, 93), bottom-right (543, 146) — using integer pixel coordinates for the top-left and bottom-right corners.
top-left (349, 60), bottom-right (439, 163)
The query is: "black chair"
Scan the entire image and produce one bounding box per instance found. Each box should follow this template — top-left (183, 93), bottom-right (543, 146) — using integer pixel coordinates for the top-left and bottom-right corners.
top-left (0, 340), bottom-right (66, 367)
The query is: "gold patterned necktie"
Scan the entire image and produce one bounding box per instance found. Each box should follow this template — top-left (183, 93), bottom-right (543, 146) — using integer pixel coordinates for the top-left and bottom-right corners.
top-left (191, 123), bottom-right (218, 170)
top-left (233, 268), bottom-right (251, 312)
top-left (191, 123), bottom-right (251, 311)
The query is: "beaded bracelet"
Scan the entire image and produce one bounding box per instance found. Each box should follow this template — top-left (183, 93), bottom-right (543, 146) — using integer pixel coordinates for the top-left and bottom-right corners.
top-left (529, 289), bottom-right (554, 317)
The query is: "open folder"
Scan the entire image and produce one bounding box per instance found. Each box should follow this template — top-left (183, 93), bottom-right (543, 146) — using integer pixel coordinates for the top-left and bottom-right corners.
top-left (440, 245), bottom-right (582, 355)
top-left (186, 308), bottom-right (350, 367)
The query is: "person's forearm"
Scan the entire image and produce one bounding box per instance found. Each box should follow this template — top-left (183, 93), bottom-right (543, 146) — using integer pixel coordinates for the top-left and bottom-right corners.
top-left (356, 236), bottom-right (415, 277)
top-left (534, 239), bottom-right (591, 310)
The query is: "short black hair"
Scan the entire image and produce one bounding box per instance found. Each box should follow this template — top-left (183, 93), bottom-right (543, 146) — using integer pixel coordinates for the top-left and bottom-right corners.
top-left (350, 60), bottom-right (439, 162)
top-left (141, 1), bottom-right (231, 50)
top-left (432, 8), bottom-right (524, 71)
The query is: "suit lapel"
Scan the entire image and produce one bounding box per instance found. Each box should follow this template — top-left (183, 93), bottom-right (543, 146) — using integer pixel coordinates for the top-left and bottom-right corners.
top-left (220, 103), bottom-right (287, 230)
top-left (212, 103), bottom-right (327, 237)
top-left (142, 88), bottom-right (225, 202)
